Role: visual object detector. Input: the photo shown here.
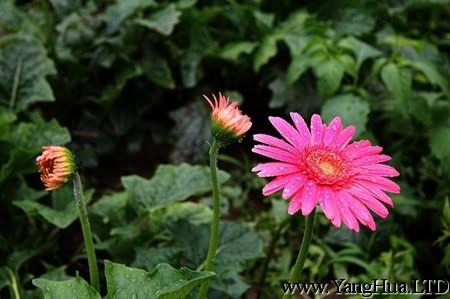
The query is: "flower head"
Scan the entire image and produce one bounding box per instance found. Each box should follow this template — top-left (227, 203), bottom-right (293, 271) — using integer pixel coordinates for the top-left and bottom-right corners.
top-left (204, 92), bottom-right (252, 145)
top-left (252, 113), bottom-right (400, 232)
top-left (36, 146), bottom-right (75, 191)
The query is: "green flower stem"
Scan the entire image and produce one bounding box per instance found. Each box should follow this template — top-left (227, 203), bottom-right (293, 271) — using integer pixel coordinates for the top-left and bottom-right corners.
top-left (198, 138), bottom-right (221, 299)
top-left (282, 209), bottom-right (316, 299)
top-left (73, 171), bottom-right (100, 292)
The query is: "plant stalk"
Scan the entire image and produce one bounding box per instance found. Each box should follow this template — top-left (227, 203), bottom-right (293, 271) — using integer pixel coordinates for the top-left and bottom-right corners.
top-left (282, 209), bottom-right (316, 299)
top-left (197, 138), bottom-right (221, 299)
top-left (73, 171), bottom-right (100, 292)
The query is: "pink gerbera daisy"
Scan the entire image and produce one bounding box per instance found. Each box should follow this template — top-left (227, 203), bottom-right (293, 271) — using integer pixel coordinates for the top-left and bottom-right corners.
top-left (252, 113), bottom-right (400, 232)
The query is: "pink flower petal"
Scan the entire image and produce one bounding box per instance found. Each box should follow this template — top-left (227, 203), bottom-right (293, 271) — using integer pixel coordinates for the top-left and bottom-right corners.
top-left (344, 140), bottom-right (371, 157)
top-left (318, 186), bottom-right (336, 221)
top-left (290, 112), bottom-right (311, 146)
top-left (359, 164), bottom-right (400, 177)
top-left (252, 145), bottom-right (298, 163)
top-left (355, 182), bottom-right (394, 207)
top-left (323, 117), bottom-right (342, 146)
top-left (262, 174), bottom-right (296, 196)
top-left (253, 134), bottom-right (298, 154)
top-left (282, 175), bottom-right (307, 199)
top-left (334, 126), bottom-right (356, 148)
top-left (301, 181), bottom-right (318, 216)
top-left (352, 154), bottom-right (391, 165)
top-left (336, 196), bottom-right (360, 232)
top-left (252, 162), bottom-right (299, 177)
top-left (310, 114), bottom-right (324, 145)
top-left (342, 191), bottom-right (376, 231)
top-left (331, 207), bottom-right (342, 228)
top-left (346, 145), bottom-right (383, 159)
top-left (356, 175), bottom-right (400, 194)
top-left (269, 117), bottom-right (303, 148)
top-left (346, 188), bottom-right (389, 218)
top-left (288, 192), bottom-right (303, 215)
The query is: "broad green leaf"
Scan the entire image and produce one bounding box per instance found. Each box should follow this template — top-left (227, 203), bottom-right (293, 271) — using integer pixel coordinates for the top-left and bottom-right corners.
top-left (0, 148), bottom-right (35, 183)
top-left (253, 34), bottom-right (280, 72)
top-left (33, 276), bottom-right (100, 299)
top-left (122, 163), bottom-right (229, 210)
top-left (169, 101), bottom-right (210, 163)
top-left (313, 59), bottom-right (345, 98)
top-left (0, 35), bottom-right (56, 112)
top-left (407, 60), bottom-right (450, 96)
top-left (170, 221), bottom-right (263, 298)
top-left (94, 65), bottom-right (143, 104)
top-left (285, 55), bottom-right (311, 85)
top-left (133, 247), bottom-right (183, 270)
top-left (90, 192), bottom-right (130, 224)
top-left (3, 179), bottom-right (46, 203)
top-left (330, 6), bottom-right (375, 36)
top-left (218, 41), bottom-right (257, 61)
top-left (180, 25), bottom-right (216, 87)
top-left (104, 261), bottom-right (214, 299)
top-left (0, 1), bottom-right (44, 39)
top-left (149, 202), bottom-right (212, 231)
top-left (105, 0), bottom-right (156, 33)
top-left (0, 119), bottom-right (70, 182)
top-left (338, 37), bottom-right (381, 71)
top-left (142, 51), bottom-right (175, 89)
top-left (429, 126), bottom-right (450, 176)
top-left (381, 63), bottom-right (412, 118)
top-left (13, 186), bottom-right (94, 229)
top-left (321, 94), bottom-right (370, 134)
top-left (0, 107), bottom-right (16, 140)
top-left (134, 4), bottom-right (181, 36)
top-left (48, 0), bottom-right (82, 17)
top-left (11, 119), bottom-right (71, 148)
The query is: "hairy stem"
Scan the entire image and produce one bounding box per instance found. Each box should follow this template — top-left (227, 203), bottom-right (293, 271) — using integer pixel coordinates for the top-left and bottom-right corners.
top-left (197, 138), bottom-right (221, 299)
top-left (73, 171), bottom-right (100, 292)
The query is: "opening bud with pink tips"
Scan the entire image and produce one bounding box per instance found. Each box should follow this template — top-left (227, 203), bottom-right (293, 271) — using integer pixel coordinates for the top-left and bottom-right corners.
top-left (204, 92), bottom-right (252, 146)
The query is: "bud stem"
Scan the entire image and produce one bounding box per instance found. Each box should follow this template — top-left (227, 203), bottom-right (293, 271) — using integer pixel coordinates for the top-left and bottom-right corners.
top-left (73, 171), bottom-right (100, 292)
top-left (198, 138), bottom-right (221, 299)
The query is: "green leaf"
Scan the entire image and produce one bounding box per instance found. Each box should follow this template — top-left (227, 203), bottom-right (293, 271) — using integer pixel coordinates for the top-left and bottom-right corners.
top-left (253, 34), bottom-right (280, 72)
top-left (0, 119), bottom-right (70, 182)
top-left (313, 59), bottom-right (345, 98)
top-left (105, 0), bottom-right (157, 34)
top-left (329, 6), bottom-right (375, 36)
top-left (218, 41), bottom-right (257, 61)
top-left (429, 126), bottom-right (450, 176)
top-left (149, 202), bottom-right (212, 232)
top-left (11, 119), bottom-right (71, 148)
top-left (122, 163), bottom-right (229, 210)
top-left (104, 261), bottom-right (214, 299)
top-left (321, 94), bottom-right (370, 134)
top-left (338, 36), bottom-right (381, 71)
top-left (142, 51), bottom-right (175, 89)
top-left (0, 34), bottom-right (56, 112)
top-left (381, 63), bottom-right (412, 118)
top-left (134, 4), bottom-right (181, 36)
top-left (133, 247), bottom-right (183, 270)
top-left (14, 186), bottom-right (94, 229)
top-left (33, 276), bottom-right (100, 299)
top-left (90, 192), bottom-right (130, 224)
top-left (171, 221), bottom-right (263, 298)
top-left (407, 60), bottom-right (450, 96)
top-left (285, 54), bottom-right (311, 85)
top-left (94, 65), bottom-right (143, 104)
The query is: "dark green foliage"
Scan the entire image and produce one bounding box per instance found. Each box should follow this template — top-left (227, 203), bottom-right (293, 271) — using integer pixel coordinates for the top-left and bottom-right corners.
top-left (0, 0), bottom-right (449, 298)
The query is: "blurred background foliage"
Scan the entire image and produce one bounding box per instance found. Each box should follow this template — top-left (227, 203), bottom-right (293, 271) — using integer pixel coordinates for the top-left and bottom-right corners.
top-left (0, 0), bottom-right (449, 298)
